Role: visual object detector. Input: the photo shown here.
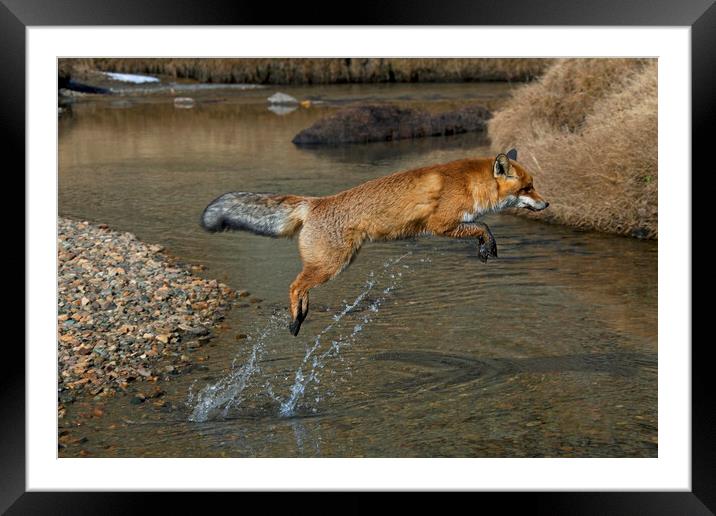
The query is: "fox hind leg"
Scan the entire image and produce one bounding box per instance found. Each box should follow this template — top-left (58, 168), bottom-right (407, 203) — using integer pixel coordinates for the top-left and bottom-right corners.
top-left (289, 271), bottom-right (315, 336)
top-left (288, 229), bottom-right (361, 335)
top-left (288, 260), bottom-right (350, 336)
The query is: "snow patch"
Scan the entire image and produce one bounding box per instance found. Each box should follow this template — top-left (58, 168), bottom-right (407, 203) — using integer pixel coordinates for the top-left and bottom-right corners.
top-left (103, 72), bottom-right (160, 84)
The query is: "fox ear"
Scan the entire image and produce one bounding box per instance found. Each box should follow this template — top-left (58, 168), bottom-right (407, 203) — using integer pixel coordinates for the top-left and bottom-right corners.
top-left (506, 148), bottom-right (517, 161)
top-left (494, 153), bottom-right (511, 177)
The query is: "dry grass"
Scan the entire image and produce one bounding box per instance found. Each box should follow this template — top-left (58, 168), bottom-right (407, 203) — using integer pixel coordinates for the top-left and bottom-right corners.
top-left (60, 58), bottom-right (553, 84)
top-left (488, 59), bottom-right (657, 239)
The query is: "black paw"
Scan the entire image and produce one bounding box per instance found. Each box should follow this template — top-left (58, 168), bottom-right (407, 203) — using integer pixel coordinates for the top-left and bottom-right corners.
top-left (477, 234), bottom-right (498, 263)
top-left (288, 302), bottom-right (308, 336)
top-left (289, 318), bottom-right (302, 336)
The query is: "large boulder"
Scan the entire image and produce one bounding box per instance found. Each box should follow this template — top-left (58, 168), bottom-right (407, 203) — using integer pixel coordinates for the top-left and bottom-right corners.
top-left (292, 104), bottom-right (491, 145)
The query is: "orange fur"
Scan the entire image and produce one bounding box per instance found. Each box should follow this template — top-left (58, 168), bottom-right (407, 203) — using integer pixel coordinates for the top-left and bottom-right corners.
top-left (203, 153), bottom-right (547, 335)
top-left (284, 154), bottom-right (548, 335)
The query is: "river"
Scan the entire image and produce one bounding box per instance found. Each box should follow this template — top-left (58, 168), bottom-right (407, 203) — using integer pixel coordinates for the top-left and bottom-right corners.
top-left (58, 82), bottom-right (657, 457)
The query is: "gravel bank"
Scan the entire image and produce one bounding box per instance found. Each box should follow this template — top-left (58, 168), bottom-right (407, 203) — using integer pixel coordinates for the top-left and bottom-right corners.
top-left (57, 218), bottom-right (236, 415)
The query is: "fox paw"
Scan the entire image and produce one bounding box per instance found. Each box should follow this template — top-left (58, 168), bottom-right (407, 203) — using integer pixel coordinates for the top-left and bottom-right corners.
top-left (289, 302), bottom-right (308, 336)
top-left (289, 318), bottom-right (302, 336)
top-left (477, 234), bottom-right (498, 263)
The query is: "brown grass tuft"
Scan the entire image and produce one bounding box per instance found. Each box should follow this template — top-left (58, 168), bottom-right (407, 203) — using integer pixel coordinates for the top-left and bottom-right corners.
top-left (488, 59), bottom-right (657, 239)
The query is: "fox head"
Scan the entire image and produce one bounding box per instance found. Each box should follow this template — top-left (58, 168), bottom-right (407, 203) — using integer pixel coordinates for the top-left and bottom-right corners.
top-left (493, 149), bottom-right (549, 211)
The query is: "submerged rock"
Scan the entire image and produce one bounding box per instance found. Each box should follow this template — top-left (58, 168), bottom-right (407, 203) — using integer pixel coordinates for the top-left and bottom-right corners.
top-left (173, 97), bottom-right (195, 109)
top-left (292, 103), bottom-right (491, 145)
top-left (267, 92), bottom-right (299, 105)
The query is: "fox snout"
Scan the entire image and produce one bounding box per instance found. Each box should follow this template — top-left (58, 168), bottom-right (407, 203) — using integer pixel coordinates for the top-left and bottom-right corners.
top-left (526, 199), bottom-right (549, 211)
top-left (517, 194), bottom-right (549, 211)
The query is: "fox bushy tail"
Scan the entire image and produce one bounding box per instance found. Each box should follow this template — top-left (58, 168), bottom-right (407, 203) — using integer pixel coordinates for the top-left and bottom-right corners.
top-left (200, 192), bottom-right (311, 237)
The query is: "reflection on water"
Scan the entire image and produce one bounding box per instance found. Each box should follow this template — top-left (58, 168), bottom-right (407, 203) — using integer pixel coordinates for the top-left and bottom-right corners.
top-left (58, 83), bottom-right (657, 457)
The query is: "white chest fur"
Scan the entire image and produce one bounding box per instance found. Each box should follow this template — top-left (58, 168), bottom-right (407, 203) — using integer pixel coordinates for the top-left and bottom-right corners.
top-left (461, 196), bottom-right (518, 222)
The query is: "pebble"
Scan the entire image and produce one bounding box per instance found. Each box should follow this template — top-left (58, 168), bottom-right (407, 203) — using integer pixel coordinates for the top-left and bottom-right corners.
top-left (57, 218), bottom-right (237, 409)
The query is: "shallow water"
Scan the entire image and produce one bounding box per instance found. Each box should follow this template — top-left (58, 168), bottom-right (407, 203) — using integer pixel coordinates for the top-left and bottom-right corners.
top-left (58, 83), bottom-right (657, 457)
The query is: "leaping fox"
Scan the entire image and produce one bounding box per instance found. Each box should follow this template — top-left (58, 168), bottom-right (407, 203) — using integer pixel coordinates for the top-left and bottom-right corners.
top-left (201, 150), bottom-right (549, 336)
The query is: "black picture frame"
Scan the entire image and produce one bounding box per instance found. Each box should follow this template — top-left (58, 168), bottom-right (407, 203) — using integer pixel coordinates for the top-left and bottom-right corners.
top-left (8, 0), bottom-right (710, 513)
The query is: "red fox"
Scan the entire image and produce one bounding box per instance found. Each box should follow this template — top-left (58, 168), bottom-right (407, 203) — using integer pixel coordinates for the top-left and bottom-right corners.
top-left (201, 150), bottom-right (548, 335)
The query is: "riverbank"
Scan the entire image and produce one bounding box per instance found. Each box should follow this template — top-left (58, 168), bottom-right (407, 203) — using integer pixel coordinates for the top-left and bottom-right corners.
top-left (488, 58), bottom-right (657, 239)
top-left (60, 58), bottom-right (553, 85)
top-left (57, 218), bottom-right (236, 418)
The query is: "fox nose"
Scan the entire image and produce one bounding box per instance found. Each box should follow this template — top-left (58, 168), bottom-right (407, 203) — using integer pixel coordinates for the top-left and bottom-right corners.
top-left (544, 202), bottom-right (550, 208)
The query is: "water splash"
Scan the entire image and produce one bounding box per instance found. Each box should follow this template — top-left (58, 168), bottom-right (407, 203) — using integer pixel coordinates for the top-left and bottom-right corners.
top-left (278, 252), bottom-right (411, 417)
top-left (187, 314), bottom-right (284, 422)
top-left (187, 250), bottom-right (414, 422)
top-left (278, 279), bottom-right (375, 417)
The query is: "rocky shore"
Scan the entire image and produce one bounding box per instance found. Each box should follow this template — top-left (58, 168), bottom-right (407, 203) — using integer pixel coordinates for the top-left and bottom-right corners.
top-left (57, 218), bottom-right (236, 417)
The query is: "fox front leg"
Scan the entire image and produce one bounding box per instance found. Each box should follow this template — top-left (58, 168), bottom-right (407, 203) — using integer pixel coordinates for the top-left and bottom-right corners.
top-left (475, 222), bottom-right (498, 262)
top-left (445, 222), bottom-right (498, 263)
